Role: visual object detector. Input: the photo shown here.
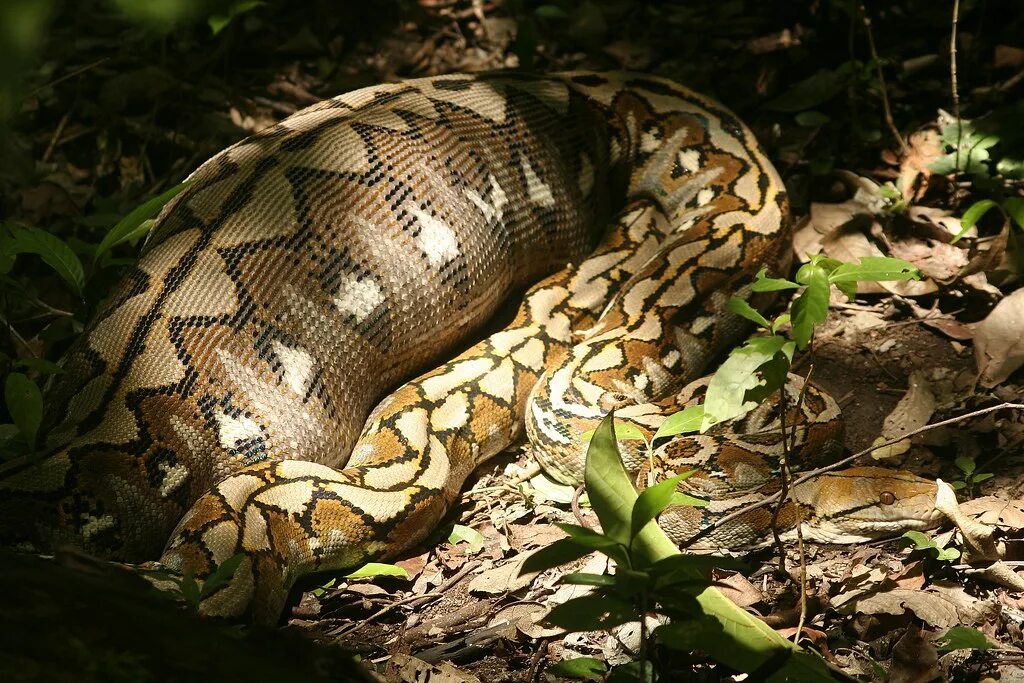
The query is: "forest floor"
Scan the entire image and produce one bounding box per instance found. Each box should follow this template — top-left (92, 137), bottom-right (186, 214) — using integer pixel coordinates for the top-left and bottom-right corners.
top-left (4, 1), bottom-right (1024, 681)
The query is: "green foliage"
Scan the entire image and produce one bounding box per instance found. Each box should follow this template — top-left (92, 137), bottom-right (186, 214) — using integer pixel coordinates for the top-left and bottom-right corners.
top-left (548, 656), bottom-right (607, 680)
top-left (526, 412), bottom-right (836, 681)
top-left (899, 530), bottom-right (960, 562)
top-left (448, 524), bottom-right (485, 554)
top-left (4, 372), bottom-right (42, 451)
top-left (935, 626), bottom-right (993, 653)
top-left (344, 563), bottom-right (410, 580)
top-left (93, 182), bottom-right (189, 262)
top-left (949, 456), bottom-right (994, 497)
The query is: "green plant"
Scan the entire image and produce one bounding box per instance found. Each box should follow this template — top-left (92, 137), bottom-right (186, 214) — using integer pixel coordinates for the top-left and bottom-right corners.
top-left (949, 456), bottom-right (994, 497)
top-left (899, 530), bottom-right (961, 562)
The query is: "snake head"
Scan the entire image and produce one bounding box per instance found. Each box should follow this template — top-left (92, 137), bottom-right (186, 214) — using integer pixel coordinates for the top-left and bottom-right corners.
top-left (793, 466), bottom-right (943, 543)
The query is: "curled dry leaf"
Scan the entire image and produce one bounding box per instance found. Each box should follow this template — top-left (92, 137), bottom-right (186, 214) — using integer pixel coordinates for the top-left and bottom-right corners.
top-left (898, 130), bottom-right (944, 200)
top-left (871, 371), bottom-right (937, 459)
top-left (833, 580), bottom-right (998, 629)
top-left (974, 288), bottom-right (1024, 387)
top-left (958, 496), bottom-right (1024, 529)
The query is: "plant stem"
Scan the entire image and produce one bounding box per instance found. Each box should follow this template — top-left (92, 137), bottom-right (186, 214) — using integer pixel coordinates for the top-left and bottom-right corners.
top-left (859, 3), bottom-right (908, 154)
top-left (951, 0), bottom-right (962, 170)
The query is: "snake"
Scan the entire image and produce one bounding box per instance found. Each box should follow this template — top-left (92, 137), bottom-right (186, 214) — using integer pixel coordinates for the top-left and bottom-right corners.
top-left (0, 71), bottom-right (943, 623)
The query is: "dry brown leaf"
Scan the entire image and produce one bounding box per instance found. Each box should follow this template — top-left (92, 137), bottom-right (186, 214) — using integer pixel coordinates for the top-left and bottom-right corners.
top-left (834, 581), bottom-right (998, 628)
top-left (886, 237), bottom-right (968, 283)
top-left (467, 554), bottom-right (534, 595)
top-left (889, 625), bottom-right (940, 683)
top-left (713, 570), bottom-right (764, 608)
top-left (898, 130), bottom-right (943, 200)
top-left (871, 371), bottom-right (936, 459)
top-left (508, 523), bottom-right (568, 551)
top-left (488, 601), bottom-right (561, 639)
top-left (958, 496), bottom-right (1024, 529)
top-left (975, 289), bottom-right (1024, 387)
top-left (385, 653), bottom-right (481, 683)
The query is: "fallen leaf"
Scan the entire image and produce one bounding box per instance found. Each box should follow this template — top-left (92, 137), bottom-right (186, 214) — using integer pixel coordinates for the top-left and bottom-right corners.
top-left (872, 371), bottom-right (936, 459)
top-left (889, 625), bottom-right (940, 683)
top-left (385, 653), bottom-right (481, 683)
top-left (834, 581), bottom-right (998, 629)
top-left (713, 570), bottom-right (764, 608)
top-left (467, 554), bottom-right (535, 595)
top-left (975, 289), bottom-right (1024, 387)
top-left (958, 497), bottom-right (1024, 529)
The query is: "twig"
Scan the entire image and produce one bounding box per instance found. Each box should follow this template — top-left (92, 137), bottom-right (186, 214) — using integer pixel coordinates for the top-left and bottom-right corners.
top-left (679, 402), bottom-right (1024, 548)
top-left (859, 4), bottom-right (908, 154)
top-left (42, 111), bottom-right (71, 164)
top-left (951, 0), bottom-right (962, 171)
top-left (571, 484), bottom-right (588, 527)
top-left (28, 58), bottom-right (109, 97)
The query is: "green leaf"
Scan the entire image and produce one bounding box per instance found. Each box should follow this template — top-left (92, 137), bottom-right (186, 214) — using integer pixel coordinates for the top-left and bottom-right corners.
top-left (448, 524), bottom-right (485, 553)
top-left (345, 563), bottom-right (409, 580)
top-left (954, 456), bottom-right (976, 476)
top-left (15, 358), bottom-right (63, 375)
top-left (795, 111), bottom-right (830, 127)
top-left (584, 412), bottom-right (638, 547)
top-left (556, 522), bottom-right (630, 566)
top-left (5, 373), bottom-right (42, 449)
top-left (1003, 197), bottom-right (1024, 231)
top-left (520, 538), bottom-right (595, 575)
top-left (764, 69), bottom-right (846, 112)
top-left (751, 267), bottom-right (799, 292)
top-left (828, 256), bottom-right (920, 283)
top-left (791, 266), bottom-right (829, 349)
top-left (607, 660), bottom-right (654, 683)
top-left (6, 226), bottom-right (85, 297)
top-left (581, 420), bottom-right (646, 442)
top-left (670, 491), bottom-right (709, 507)
top-left (208, 0), bottom-right (265, 35)
top-left (547, 657), bottom-right (606, 680)
top-left (94, 182), bottom-right (189, 262)
top-left (199, 553), bottom-right (245, 599)
top-left (954, 199), bottom-right (999, 242)
top-left (561, 572), bottom-right (618, 587)
top-left (631, 472), bottom-right (694, 541)
top-left (935, 626), bottom-right (994, 653)
top-left (727, 297), bottom-right (771, 329)
top-left (179, 573), bottom-right (201, 607)
top-left (544, 595), bottom-right (638, 631)
top-left (972, 472), bottom-right (994, 484)
top-left (653, 405), bottom-right (704, 440)
top-left (701, 335), bottom-right (789, 430)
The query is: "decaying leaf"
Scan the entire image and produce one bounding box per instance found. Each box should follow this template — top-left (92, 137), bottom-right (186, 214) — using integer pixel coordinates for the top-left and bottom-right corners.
top-left (385, 653), bottom-right (481, 683)
top-left (834, 581), bottom-right (998, 629)
top-left (871, 371), bottom-right (936, 459)
top-left (958, 496), bottom-right (1024, 528)
top-left (975, 289), bottom-right (1024, 387)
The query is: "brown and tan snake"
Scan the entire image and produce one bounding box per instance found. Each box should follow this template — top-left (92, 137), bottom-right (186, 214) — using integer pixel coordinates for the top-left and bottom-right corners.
top-left (0, 72), bottom-right (942, 623)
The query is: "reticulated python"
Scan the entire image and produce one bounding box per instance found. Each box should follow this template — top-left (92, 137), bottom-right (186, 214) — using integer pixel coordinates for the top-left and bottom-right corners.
top-left (0, 72), bottom-right (942, 623)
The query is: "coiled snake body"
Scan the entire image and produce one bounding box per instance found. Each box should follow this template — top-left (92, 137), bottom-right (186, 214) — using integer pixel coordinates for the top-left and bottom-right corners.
top-left (0, 72), bottom-right (941, 622)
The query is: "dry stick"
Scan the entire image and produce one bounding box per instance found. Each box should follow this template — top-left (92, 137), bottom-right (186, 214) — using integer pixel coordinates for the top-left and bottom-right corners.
top-left (951, 0), bottom-right (963, 171)
top-left (679, 402), bottom-right (1024, 548)
top-left (859, 4), bottom-right (908, 154)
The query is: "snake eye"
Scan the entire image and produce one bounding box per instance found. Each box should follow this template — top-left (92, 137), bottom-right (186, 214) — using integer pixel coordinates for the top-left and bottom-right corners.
top-left (879, 491), bottom-right (896, 506)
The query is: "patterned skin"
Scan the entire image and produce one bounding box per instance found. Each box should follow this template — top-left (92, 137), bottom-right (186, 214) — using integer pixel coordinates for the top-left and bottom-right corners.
top-left (0, 72), bottom-right (940, 622)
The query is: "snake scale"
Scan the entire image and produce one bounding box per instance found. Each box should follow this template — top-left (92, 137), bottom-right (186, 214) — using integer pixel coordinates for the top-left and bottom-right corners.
top-left (0, 72), bottom-right (942, 623)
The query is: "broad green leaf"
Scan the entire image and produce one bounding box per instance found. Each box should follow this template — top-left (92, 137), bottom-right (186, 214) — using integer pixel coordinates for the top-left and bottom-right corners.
top-left (1003, 197), bottom-right (1024, 231)
top-left (5, 373), bottom-right (42, 449)
top-left (561, 572), bottom-right (617, 587)
top-left (520, 538), bottom-right (596, 575)
top-left (199, 553), bottom-right (245, 598)
top-left (791, 266), bottom-right (829, 349)
top-left (742, 350), bottom-right (792, 406)
top-left (583, 412), bottom-right (637, 547)
top-left (770, 313), bottom-right (790, 334)
top-left (6, 227), bottom-right (85, 297)
top-left (345, 562), bottom-right (409, 580)
top-left (606, 660), bottom-right (654, 683)
top-left (701, 335), bottom-right (789, 431)
top-left (936, 626), bottom-right (994, 653)
top-left (727, 296), bottom-right (771, 329)
top-left (653, 405), bottom-right (704, 440)
top-left (544, 595), bottom-right (637, 631)
top-left (631, 472), bottom-right (693, 541)
top-left (954, 456), bottom-right (976, 476)
top-left (448, 524), bottom-right (485, 553)
top-left (828, 256), bottom-right (920, 283)
top-left (581, 421), bottom-right (646, 442)
top-left (94, 182), bottom-right (189, 261)
top-left (764, 69), bottom-right (845, 112)
top-left (208, 0), bottom-right (265, 35)
top-left (16, 357), bottom-right (63, 375)
top-left (751, 267), bottom-right (799, 292)
top-left (179, 573), bottom-right (201, 606)
top-left (795, 111), bottom-right (830, 127)
top-left (972, 472), bottom-right (994, 483)
top-left (670, 491), bottom-right (708, 507)
top-left (547, 657), bottom-right (606, 680)
top-left (555, 522), bottom-right (630, 566)
top-left (583, 415), bottom-right (813, 677)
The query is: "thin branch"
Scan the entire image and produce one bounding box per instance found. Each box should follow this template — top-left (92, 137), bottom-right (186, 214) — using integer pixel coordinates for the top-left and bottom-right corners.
top-left (679, 402), bottom-right (1024, 548)
top-left (860, 4), bottom-right (908, 154)
top-left (951, 0), bottom-right (963, 170)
